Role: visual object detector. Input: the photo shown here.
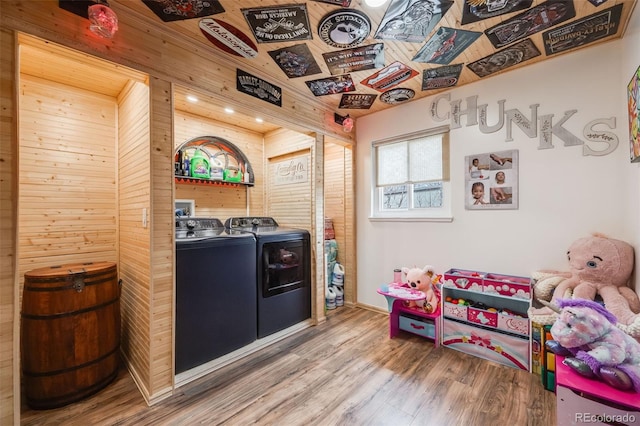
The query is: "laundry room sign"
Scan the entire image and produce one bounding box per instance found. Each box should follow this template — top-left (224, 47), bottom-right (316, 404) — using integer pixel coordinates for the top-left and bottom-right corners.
top-left (273, 156), bottom-right (309, 185)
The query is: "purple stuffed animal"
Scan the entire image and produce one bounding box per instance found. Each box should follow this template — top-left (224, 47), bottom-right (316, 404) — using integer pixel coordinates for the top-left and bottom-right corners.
top-left (543, 298), bottom-right (640, 392)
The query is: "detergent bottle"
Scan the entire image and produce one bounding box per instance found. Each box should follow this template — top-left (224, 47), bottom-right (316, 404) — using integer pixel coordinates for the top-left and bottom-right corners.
top-left (190, 149), bottom-right (210, 179)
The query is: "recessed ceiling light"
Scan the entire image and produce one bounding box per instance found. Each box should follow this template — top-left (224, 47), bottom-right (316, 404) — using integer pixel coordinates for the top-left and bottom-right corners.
top-left (224, 107), bottom-right (234, 114)
top-left (364, 0), bottom-right (388, 7)
top-left (186, 95), bottom-right (198, 103)
top-left (255, 117), bottom-right (264, 123)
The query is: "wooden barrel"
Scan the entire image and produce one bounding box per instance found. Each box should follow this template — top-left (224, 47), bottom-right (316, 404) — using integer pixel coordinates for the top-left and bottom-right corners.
top-left (21, 261), bottom-right (121, 409)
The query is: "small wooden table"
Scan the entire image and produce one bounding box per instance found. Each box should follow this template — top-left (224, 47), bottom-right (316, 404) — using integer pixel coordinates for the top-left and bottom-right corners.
top-left (378, 284), bottom-right (440, 347)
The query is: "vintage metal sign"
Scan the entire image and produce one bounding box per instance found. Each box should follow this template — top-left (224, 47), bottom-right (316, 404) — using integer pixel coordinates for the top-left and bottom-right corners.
top-left (467, 38), bottom-right (540, 78)
top-left (380, 88), bottom-right (415, 104)
top-left (413, 27), bottom-right (481, 64)
top-left (421, 64), bottom-right (463, 90)
top-left (322, 43), bottom-right (385, 75)
top-left (485, 0), bottom-right (576, 49)
top-left (360, 61), bottom-right (418, 92)
top-left (312, 0), bottom-right (352, 6)
top-left (305, 75), bottom-right (356, 96)
top-left (199, 19), bottom-right (258, 58)
top-left (269, 44), bottom-right (322, 78)
top-left (375, 0), bottom-right (453, 43)
top-left (318, 9), bottom-right (371, 48)
top-left (339, 94), bottom-right (377, 109)
top-left (142, 0), bottom-right (224, 21)
top-left (461, 0), bottom-right (533, 25)
top-left (542, 4), bottom-right (622, 56)
top-left (236, 69), bottom-right (282, 107)
top-left (242, 5), bottom-right (312, 43)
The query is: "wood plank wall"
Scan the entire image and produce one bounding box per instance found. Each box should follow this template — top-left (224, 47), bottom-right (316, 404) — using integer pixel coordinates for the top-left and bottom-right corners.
top-left (0, 1), bottom-right (350, 143)
top-left (264, 129), bottom-right (323, 320)
top-left (148, 77), bottom-right (174, 401)
top-left (18, 73), bottom-right (118, 272)
top-left (0, 0), bottom-right (356, 418)
top-left (174, 109), bottom-right (265, 218)
top-left (0, 28), bottom-right (18, 425)
top-left (324, 142), bottom-right (355, 305)
top-left (117, 80), bottom-right (153, 400)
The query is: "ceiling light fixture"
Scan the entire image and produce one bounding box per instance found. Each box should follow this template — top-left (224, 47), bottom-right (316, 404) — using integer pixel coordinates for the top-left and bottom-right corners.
top-left (255, 117), bottom-right (264, 123)
top-left (186, 95), bottom-right (198, 103)
top-left (364, 0), bottom-right (388, 7)
top-left (224, 107), bottom-right (234, 114)
top-left (87, 0), bottom-right (118, 39)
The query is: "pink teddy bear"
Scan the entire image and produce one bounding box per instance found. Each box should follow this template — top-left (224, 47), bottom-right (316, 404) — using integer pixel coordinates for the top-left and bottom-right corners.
top-left (401, 265), bottom-right (440, 314)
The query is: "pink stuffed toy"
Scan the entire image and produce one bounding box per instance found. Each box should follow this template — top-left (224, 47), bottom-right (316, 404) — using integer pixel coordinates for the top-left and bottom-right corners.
top-left (401, 265), bottom-right (440, 314)
top-left (529, 233), bottom-right (640, 338)
top-left (543, 298), bottom-right (640, 392)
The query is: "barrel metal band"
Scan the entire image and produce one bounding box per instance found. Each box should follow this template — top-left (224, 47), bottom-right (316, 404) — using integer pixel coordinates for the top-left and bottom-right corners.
top-left (23, 273), bottom-right (116, 292)
top-left (21, 296), bottom-right (119, 320)
top-left (22, 343), bottom-right (120, 377)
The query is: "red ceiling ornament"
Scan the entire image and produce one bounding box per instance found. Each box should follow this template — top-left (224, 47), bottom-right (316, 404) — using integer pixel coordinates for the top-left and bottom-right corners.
top-left (88, 1), bottom-right (118, 39)
top-left (342, 115), bottom-right (354, 133)
top-left (334, 112), bottom-right (355, 133)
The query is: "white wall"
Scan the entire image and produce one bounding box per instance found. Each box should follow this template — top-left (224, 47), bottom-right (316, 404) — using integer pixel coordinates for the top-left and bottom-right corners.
top-left (622, 0), bottom-right (640, 300)
top-left (356, 8), bottom-right (640, 311)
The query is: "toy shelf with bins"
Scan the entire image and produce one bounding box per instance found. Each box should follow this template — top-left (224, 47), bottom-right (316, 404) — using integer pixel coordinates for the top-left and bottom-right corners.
top-left (174, 136), bottom-right (254, 187)
top-left (377, 284), bottom-right (440, 347)
top-left (441, 275), bottom-right (531, 371)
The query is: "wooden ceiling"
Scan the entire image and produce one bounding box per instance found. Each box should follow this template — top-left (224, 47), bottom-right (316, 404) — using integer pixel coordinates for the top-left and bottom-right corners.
top-left (103, 0), bottom-right (636, 123)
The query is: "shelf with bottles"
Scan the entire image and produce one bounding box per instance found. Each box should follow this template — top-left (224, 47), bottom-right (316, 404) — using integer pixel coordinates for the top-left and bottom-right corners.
top-left (174, 136), bottom-right (254, 186)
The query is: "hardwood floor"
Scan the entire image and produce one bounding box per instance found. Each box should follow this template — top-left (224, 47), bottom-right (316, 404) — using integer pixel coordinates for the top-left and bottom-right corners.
top-left (21, 307), bottom-right (556, 425)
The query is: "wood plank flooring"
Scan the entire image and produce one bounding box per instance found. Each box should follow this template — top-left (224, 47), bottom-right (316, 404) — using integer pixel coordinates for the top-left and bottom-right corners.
top-left (21, 307), bottom-right (556, 425)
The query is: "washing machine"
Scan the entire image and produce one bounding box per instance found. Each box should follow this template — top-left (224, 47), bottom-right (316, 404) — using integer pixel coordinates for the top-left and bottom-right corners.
top-left (175, 217), bottom-right (257, 374)
top-left (225, 217), bottom-right (311, 339)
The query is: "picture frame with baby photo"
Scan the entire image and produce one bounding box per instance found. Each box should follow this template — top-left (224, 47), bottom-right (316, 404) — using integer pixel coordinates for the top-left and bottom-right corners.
top-left (465, 149), bottom-right (519, 210)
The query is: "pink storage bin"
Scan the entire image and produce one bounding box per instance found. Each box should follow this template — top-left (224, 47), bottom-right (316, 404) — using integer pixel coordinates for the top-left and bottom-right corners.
top-left (443, 302), bottom-right (467, 320)
top-left (443, 269), bottom-right (485, 292)
top-left (497, 313), bottom-right (529, 336)
top-left (467, 306), bottom-right (498, 328)
top-left (483, 273), bottom-right (531, 299)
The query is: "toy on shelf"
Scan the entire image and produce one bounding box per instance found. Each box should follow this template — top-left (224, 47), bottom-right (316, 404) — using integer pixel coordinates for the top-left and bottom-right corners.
top-left (401, 265), bottom-right (441, 314)
top-left (529, 233), bottom-right (640, 338)
top-left (543, 298), bottom-right (640, 393)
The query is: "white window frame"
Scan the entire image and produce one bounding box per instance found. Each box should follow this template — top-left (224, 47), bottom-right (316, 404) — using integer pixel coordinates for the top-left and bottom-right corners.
top-left (370, 126), bottom-right (452, 222)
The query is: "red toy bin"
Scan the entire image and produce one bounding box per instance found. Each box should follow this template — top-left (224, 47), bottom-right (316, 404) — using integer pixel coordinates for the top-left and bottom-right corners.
top-left (443, 269), bottom-right (485, 292)
top-left (443, 301), bottom-right (467, 320)
top-left (467, 306), bottom-right (498, 328)
top-left (497, 313), bottom-right (529, 336)
top-left (483, 273), bottom-right (531, 299)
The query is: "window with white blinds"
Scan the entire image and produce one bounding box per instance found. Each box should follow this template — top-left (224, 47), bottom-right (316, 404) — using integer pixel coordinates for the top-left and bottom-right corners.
top-left (371, 126), bottom-right (452, 221)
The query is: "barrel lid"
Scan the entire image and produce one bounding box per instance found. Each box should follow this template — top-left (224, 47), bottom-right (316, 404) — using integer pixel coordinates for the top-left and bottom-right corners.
top-left (24, 261), bottom-right (116, 278)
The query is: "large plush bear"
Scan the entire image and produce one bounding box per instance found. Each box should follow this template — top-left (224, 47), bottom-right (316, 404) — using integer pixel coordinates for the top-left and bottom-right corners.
top-left (401, 265), bottom-right (440, 314)
top-left (529, 233), bottom-right (640, 338)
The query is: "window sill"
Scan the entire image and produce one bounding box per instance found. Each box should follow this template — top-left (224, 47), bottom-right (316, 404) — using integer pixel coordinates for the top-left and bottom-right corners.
top-left (368, 216), bottom-right (453, 223)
